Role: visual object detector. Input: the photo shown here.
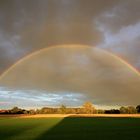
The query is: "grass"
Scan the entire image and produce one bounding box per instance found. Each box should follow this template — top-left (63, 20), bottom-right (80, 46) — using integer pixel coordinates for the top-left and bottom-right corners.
top-left (0, 117), bottom-right (140, 140)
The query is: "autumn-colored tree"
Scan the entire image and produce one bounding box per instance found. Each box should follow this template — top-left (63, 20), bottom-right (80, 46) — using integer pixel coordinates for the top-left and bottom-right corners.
top-left (83, 102), bottom-right (96, 114)
top-left (120, 106), bottom-right (128, 114)
top-left (127, 106), bottom-right (137, 114)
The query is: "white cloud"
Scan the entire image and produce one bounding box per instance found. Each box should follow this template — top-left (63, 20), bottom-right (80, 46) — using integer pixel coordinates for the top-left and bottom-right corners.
top-left (96, 20), bottom-right (140, 70)
top-left (0, 87), bottom-right (87, 109)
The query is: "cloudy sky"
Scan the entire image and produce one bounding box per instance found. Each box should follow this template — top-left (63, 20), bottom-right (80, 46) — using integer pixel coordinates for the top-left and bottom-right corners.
top-left (0, 0), bottom-right (140, 109)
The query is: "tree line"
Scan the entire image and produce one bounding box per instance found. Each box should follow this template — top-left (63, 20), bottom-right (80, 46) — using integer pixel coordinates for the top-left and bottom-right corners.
top-left (0, 102), bottom-right (140, 115)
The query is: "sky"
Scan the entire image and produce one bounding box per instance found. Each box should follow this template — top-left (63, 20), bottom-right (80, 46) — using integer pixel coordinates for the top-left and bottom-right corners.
top-left (0, 45), bottom-right (140, 109)
top-left (0, 0), bottom-right (140, 109)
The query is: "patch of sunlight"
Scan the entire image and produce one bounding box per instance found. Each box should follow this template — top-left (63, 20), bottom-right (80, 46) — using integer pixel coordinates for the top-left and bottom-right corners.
top-left (6, 118), bottom-right (64, 140)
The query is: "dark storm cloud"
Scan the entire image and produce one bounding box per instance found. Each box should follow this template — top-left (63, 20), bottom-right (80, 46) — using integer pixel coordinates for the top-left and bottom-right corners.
top-left (0, 0), bottom-right (122, 73)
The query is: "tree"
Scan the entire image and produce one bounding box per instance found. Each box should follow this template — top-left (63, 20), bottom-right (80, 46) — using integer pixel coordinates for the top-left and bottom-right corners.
top-left (23, 110), bottom-right (29, 114)
top-left (127, 106), bottom-right (137, 114)
top-left (83, 102), bottom-right (96, 114)
top-left (97, 109), bottom-right (104, 114)
top-left (29, 109), bottom-right (36, 115)
top-left (40, 107), bottom-right (50, 114)
top-left (104, 109), bottom-right (120, 114)
top-left (136, 105), bottom-right (140, 113)
top-left (60, 104), bottom-right (67, 114)
top-left (10, 107), bottom-right (24, 114)
top-left (120, 106), bottom-right (137, 114)
top-left (120, 106), bottom-right (128, 114)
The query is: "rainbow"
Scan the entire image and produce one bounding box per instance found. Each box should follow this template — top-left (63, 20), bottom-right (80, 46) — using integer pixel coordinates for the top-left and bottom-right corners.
top-left (0, 44), bottom-right (140, 80)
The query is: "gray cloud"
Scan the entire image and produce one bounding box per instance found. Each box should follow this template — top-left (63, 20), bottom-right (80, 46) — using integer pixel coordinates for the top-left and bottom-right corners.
top-left (0, 0), bottom-right (121, 73)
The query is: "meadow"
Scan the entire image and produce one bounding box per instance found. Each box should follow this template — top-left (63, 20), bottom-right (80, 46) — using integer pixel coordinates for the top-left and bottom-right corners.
top-left (0, 116), bottom-right (140, 140)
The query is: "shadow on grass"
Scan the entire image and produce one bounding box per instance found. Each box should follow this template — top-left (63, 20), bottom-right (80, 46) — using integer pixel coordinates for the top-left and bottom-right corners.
top-left (35, 117), bottom-right (140, 140)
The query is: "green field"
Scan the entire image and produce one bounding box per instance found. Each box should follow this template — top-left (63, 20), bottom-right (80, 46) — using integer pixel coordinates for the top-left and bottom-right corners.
top-left (0, 117), bottom-right (140, 140)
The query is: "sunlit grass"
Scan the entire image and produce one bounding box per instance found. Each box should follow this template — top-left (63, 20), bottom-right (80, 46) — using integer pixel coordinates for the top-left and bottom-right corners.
top-left (0, 117), bottom-right (63, 140)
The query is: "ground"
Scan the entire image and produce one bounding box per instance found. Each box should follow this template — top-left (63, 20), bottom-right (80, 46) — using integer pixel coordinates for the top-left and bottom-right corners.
top-left (0, 114), bottom-right (140, 140)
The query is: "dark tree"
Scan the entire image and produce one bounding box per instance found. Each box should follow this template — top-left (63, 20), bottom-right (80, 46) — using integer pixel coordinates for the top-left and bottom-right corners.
top-left (10, 107), bottom-right (24, 114)
top-left (136, 105), bottom-right (140, 113)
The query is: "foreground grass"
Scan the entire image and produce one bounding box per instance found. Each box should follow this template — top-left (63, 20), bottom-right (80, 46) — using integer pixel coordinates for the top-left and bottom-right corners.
top-left (0, 117), bottom-right (140, 140)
